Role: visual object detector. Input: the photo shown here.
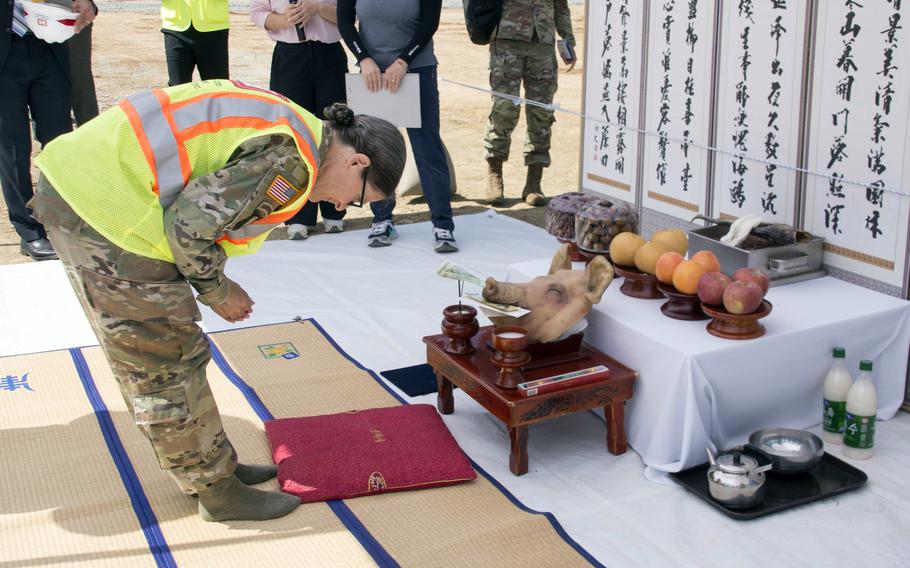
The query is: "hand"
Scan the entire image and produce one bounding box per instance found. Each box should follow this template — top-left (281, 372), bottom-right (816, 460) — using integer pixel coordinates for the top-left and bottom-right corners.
top-left (360, 57), bottom-right (382, 93)
top-left (285, 1), bottom-right (304, 25)
top-left (299, 0), bottom-right (318, 23)
top-left (71, 0), bottom-right (96, 32)
top-left (557, 39), bottom-right (577, 71)
top-left (287, 0), bottom-right (317, 26)
top-left (210, 279), bottom-right (255, 323)
top-left (384, 59), bottom-right (408, 94)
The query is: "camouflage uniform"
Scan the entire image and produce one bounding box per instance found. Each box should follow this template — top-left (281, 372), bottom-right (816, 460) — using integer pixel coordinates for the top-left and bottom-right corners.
top-left (30, 134), bottom-right (310, 494)
top-left (484, 0), bottom-right (575, 167)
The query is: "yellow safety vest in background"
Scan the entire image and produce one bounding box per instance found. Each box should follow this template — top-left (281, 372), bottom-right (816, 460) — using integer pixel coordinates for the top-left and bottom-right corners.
top-left (161, 0), bottom-right (230, 32)
top-left (36, 79), bottom-right (323, 262)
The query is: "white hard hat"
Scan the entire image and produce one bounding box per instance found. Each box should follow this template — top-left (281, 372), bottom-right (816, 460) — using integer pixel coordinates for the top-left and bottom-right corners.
top-left (21, 1), bottom-right (78, 44)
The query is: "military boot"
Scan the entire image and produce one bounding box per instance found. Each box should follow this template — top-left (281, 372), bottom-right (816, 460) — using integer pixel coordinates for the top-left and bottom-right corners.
top-left (198, 474), bottom-right (299, 522)
top-left (486, 159), bottom-right (505, 206)
top-left (522, 164), bottom-right (547, 206)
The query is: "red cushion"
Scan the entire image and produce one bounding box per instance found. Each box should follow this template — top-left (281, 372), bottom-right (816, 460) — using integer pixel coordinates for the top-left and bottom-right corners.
top-left (265, 404), bottom-right (476, 502)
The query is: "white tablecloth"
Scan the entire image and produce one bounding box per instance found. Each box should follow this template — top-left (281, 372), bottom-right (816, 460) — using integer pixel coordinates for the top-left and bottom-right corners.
top-left (508, 260), bottom-right (910, 480)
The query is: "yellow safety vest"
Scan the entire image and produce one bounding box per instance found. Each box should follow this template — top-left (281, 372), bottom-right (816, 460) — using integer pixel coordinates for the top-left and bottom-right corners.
top-left (161, 0), bottom-right (230, 32)
top-left (36, 79), bottom-right (322, 262)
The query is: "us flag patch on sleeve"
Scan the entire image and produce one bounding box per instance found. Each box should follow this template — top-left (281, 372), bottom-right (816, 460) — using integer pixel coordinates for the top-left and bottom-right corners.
top-left (266, 174), bottom-right (300, 205)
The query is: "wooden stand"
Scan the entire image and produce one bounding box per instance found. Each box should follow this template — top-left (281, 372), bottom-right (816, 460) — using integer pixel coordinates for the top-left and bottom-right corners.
top-left (702, 300), bottom-right (773, 340)
top-left (577, 247), bottom-right (616, 269)
top-left (441, 304), bottom-right (479, 355)
top-left (557, 237), bottom-right (588, 263)
top-left (614, 265), bottom-right (663, 299)
top-left (425, 326), bottom-right (636, 476)
top-left (657, 283), bottom-right (709, 321)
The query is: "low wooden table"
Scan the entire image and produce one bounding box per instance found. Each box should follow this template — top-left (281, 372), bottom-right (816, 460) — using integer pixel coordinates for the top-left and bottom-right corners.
top-left (424, 326), bottom-right (636, 475)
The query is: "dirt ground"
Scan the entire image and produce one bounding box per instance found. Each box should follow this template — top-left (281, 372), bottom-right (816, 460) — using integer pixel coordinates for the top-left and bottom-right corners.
top-left (0, 8), bottom-right (586, 264)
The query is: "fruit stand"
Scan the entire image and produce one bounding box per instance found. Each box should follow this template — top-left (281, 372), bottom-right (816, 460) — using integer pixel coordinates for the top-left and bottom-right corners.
top-left (506, 258), bottom-right (910, 479)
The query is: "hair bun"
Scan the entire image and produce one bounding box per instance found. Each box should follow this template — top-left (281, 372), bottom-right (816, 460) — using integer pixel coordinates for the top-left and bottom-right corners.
top-left (325, 103), bottom-right (355, 127)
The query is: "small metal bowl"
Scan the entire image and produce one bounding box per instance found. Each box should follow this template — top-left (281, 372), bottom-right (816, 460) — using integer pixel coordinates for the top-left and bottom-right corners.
top-left (748, 428), bottom-right (824, 475)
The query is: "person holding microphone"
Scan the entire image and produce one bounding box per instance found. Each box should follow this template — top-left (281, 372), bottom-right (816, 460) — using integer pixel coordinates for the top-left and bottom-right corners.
top-left (250, 0), bottom-right (349, 239)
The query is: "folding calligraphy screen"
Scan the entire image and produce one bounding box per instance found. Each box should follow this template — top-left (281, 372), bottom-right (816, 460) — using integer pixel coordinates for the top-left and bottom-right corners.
top-left (804, 0), bottom-right (910, 290)
top-left (640, 0), bottom-right (718, 222)
top-left (712, 0), bottom-right (810, 225)
top-left (579, 0), bottom-right (646, 204)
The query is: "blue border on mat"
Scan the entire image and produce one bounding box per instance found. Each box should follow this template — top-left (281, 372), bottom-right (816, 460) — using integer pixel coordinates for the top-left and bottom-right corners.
top-left (302, 318), bottom-right (606, 568)
top-left (69, 348), bottom-right (177, 568)
top-left (207, 338), bottom-right (400, 568)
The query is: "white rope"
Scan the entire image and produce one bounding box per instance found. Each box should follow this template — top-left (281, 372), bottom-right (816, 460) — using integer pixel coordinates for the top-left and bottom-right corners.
top-left (440, 76), bottom-right (909, 200)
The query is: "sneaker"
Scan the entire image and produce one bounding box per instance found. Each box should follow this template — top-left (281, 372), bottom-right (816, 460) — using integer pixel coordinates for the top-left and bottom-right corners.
top-left (287, 224), bottom-right (310, 240)
top-left (433, 228), bottom-right (458, 253)
top-left (368, 220), bottom-right (398, 247)
top-left (323, 219), bottom-right (344, 233)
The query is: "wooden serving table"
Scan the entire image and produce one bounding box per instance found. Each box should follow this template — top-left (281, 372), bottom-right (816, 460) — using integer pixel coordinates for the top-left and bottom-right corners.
top-left (424, 326), bottom-right (636, 475)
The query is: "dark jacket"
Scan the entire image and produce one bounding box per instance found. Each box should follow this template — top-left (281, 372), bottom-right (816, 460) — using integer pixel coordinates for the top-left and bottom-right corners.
top-left (1, 0), bottom-right (72, 71)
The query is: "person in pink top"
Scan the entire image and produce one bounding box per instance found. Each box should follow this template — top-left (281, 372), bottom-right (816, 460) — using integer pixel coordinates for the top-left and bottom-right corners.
top-left (250, 0), bottom-right (349, 240)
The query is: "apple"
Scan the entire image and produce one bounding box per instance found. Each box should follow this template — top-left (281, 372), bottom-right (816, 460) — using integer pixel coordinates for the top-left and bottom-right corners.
top-left (733, 267), bottom-right (770, 295)
top-left (697, 272), bottom-right (732, 306)
top-left (723, 280), bottom-right (764, 314)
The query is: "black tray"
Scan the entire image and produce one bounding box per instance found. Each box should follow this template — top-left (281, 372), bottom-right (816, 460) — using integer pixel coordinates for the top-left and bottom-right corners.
top-left (670, 451), bottom-right (868, 520)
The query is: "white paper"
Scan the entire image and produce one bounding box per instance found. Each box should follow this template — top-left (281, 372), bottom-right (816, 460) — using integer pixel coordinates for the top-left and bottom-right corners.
top-left (712, 1), bottom-right (806, 224)
top-left (641, 0), bottom-right (716, 220)
top-left (804, 1), bottom-right (910, 288)
top-left (345, 73), bottom-right (421, 128)
top-left (580, 0), bottom-right (644, 203)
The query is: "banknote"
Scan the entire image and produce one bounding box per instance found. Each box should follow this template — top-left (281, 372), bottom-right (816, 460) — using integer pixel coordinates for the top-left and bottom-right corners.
top-left (436, 261), bottom-right (485, 287)
top-left (464, 294), bottom-right (523, 313)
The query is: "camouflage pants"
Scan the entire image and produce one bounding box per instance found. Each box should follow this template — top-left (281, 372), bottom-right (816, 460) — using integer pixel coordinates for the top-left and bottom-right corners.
top-left (483, 39), bottom-right (558, 167)
top-left (30, 176), bottom-right (237, 494)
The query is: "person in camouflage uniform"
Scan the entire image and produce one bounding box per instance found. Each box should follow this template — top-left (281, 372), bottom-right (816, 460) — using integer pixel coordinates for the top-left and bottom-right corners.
top-left (30, 97), bottom-right (405, 522)
top-left (484, 0), bottom-right (576, 206)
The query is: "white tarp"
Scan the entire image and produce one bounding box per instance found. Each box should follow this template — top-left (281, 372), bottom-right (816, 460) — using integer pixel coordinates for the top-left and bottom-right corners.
top-left (1, 212), bottom-right (908, 567)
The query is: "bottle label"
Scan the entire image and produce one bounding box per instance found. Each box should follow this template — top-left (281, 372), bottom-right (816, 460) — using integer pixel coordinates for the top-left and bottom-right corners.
top-left (843, 412), bottom-right (876, 449)
top-left (823, 399), bottom-right (847, 433)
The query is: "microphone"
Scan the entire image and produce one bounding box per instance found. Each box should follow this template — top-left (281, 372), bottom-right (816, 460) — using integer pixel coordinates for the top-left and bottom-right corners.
top-left (288, 0), bottom-right (307, 41)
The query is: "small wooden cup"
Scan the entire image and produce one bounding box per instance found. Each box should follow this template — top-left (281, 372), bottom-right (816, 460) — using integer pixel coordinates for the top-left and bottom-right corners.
top-left (442, 304), bottom-right (479, 355)
top-left (491, 326), bottom-right (532, 389)
top-left (657, 283), bottom-right (709, 321)
top-left (702, 300), bottom-right (773, 340)
top-left (613, 265), bottom-right (663, 299)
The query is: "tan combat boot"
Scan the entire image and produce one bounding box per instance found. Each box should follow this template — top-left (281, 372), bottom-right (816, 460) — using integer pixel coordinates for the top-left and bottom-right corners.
top-left (522, 164), bottom-right (547, 206)
top-left (486, 159), bottom-right (505, 206)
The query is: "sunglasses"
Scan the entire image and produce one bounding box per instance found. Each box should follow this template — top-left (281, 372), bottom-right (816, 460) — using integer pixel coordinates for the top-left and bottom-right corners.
top-left (349, 168), bottom-right (369, 208)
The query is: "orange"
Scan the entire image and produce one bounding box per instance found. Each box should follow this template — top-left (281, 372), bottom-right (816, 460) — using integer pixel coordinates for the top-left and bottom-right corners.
top-left (672, 260), bottom-right (707, 295)
top-left (655, 251), bottom-right (684, 285)
top-left (691, 250), bottom-right (721, 273)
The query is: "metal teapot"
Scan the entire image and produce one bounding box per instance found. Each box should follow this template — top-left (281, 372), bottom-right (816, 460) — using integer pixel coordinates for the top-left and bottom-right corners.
top-left (705, 447), bottom-right (773, 509)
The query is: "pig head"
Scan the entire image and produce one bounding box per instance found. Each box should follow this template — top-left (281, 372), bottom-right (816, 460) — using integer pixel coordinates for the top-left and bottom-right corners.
top-left (482, 244), bottom-right (614, 343)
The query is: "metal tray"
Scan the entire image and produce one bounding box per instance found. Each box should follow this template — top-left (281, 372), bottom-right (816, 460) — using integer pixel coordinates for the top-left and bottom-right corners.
top-left (768, 250), bottom-right (809, 271)
top-left (670, 452), bottom-right (867, 520)
top-left (687, 225), bottom-right (825, 283)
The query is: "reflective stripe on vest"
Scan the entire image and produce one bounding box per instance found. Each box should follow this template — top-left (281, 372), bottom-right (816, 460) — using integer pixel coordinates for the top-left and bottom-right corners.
top-left (119, 90), bottom-right (186, 208)
top-left (119, 87), bottom-right (319, 210)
